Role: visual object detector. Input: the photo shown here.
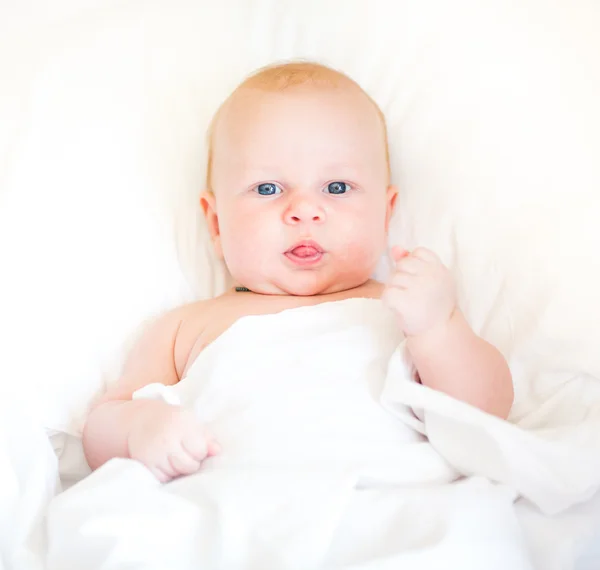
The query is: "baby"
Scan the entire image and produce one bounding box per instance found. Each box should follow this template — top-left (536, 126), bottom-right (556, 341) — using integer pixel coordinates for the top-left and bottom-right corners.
top-left (82, 61), bottom-right (513, 483)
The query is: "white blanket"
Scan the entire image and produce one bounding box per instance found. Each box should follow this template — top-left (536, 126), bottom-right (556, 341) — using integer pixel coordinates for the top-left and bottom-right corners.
top-left (0, 398), bottom-right (59, 570)
top-left (42, 299), bottom-right (600, 569)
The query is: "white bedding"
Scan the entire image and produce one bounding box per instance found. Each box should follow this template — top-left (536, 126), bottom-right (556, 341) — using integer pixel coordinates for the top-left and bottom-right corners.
top-left (4, 426), bottom-right (600, 570)
top-left (6, 299), bottom-right (595, 570)
top-left (0, 399), bottom-right (58, 570)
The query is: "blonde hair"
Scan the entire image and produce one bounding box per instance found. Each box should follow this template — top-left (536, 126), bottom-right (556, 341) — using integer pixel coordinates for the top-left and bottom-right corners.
top-left (205, 61), bottom-right (390, 190)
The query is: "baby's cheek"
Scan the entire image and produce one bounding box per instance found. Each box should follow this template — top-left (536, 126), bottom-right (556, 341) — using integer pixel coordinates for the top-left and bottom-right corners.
top-left (339, 237), bottom-right (381, 277)
top-left (223, 243), bottom-right (256, 274)
top-left (344, 216), bottom-right (387, 259)
top-left (220, 225), bottom-right (273, 279)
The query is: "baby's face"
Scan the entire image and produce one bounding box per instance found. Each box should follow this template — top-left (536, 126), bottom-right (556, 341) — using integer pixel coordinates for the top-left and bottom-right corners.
top-left (203, 84), bottom-right (396, 296)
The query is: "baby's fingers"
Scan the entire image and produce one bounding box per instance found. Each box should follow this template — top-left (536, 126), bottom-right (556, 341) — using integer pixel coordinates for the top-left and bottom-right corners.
top-left (166, 447), bottom-right (203, 477)
top-left (207, 439), bottom-right (221, 457)
top-left (411, 247), bottom-right (440, 263)
top-left (393, 256), bottom-right (426, 275)
top-left (389, 272), bottom-right (415, 289)
top-left (148, 465), bottom-right (172, 484)
top-left (390, 246), bottom-right (410, 262)
top-left (382, 285), bottom-right (410, 309)
top-left (181, 430), bottom-right (215, 462)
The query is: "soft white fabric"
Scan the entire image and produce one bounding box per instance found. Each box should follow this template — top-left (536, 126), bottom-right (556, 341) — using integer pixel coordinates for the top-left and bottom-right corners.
top-left (48, 432), bottom-right (91, 492)
top-left (0, 397), bottom-right (59, 570)
top-left (43, 300), bottom-right (598, 569)
top-left (45, 299), bottom-right (533, 569)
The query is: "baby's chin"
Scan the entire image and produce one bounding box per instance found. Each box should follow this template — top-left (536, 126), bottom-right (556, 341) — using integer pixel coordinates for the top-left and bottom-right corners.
top-left (241, 275), bottom-right (370, 297)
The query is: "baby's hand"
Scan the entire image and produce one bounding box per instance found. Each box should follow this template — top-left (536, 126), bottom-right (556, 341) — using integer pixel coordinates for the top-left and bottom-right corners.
top-left (127, 399), bottom-right (219, 483)
top-left (382, 246), bottom-right (456, 337)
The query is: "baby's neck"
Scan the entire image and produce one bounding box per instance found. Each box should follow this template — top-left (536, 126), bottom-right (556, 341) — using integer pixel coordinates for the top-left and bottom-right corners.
top-left (229, 279), bottom-right (383, 300)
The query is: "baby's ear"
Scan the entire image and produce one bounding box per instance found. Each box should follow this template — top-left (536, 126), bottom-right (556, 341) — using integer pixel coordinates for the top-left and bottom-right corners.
top-left (385, 184), bottom-right (398, 231)
top-left (200, 191), bottom-right (223, 258)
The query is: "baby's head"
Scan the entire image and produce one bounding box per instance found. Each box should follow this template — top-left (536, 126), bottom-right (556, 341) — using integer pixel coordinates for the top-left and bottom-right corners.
top-left (201, 61), bottom-right (397, 296)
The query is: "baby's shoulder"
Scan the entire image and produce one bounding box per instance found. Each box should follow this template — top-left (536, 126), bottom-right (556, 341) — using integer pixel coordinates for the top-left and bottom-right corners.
top-left (170, 296), bottom-right (238, 379)
top-left (172, 292), bottom-right (303, 377)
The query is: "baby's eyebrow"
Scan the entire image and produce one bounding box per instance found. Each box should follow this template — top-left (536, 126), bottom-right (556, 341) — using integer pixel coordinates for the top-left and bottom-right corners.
top-left (240, 167), bottom-right (279, 179)
top-left (321, 164), bottom-right (361, 178)
top-left (240, 163), bottom-right (362, 179)
top-left (233, 170), bottom-right (284, 187)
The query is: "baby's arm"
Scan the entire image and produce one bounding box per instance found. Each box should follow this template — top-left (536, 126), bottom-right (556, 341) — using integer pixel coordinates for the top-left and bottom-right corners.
top-left (82, 310), bottom-right (181, 468)
top-left (406, 310), bottom-right (513, 418)
top-left (83, 305), bottom-right (216, 481)
top-left (383, 246), bottom-right (513, 419)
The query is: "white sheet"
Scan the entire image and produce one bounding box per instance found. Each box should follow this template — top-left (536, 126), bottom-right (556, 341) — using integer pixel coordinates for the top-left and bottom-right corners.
top-left (40, 299), bottom-right (600, 569)
top-left (0, 398), bottom-right (59, 570)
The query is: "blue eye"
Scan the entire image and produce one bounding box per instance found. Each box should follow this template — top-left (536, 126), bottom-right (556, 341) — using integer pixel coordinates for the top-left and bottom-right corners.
top-left (256, 183), bottom-right (282, 196)
top-left (326, 181), bottom-right (350, 195)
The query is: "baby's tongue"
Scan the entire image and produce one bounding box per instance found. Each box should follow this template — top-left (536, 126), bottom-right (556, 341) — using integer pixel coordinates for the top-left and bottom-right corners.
top-left (292, 245), bottom-right (318, 257)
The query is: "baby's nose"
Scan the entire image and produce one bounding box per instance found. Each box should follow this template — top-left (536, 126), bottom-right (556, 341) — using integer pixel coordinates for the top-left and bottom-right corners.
top-left (284, 198), bottom-right (326, 225)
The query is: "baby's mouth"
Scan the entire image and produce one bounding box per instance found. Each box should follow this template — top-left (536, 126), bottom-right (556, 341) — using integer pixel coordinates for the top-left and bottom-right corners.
top-left (290, 245), bottom-right (319, 257)
top-left (285, 241), bottom-right (324, 266)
